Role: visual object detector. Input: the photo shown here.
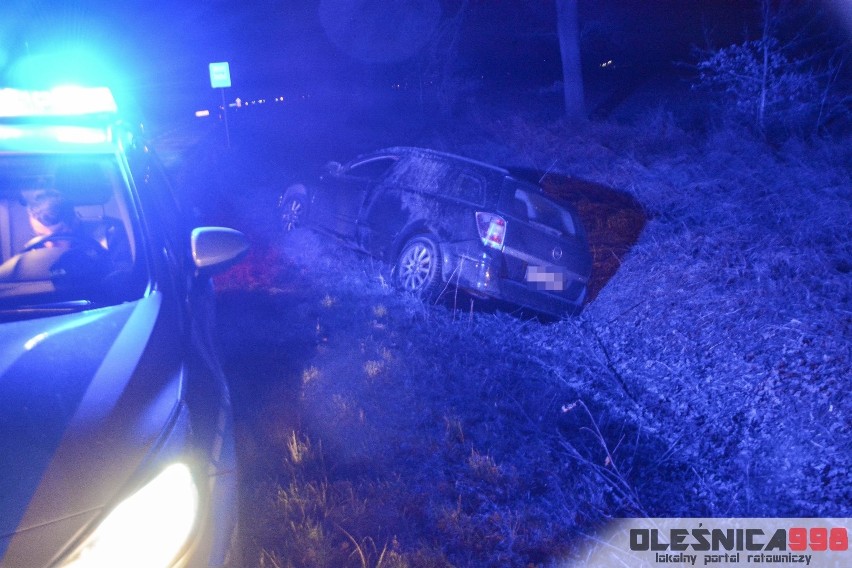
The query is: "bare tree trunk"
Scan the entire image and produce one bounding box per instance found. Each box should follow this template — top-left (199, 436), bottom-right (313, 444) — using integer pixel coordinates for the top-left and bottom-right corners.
top-left (555, 0), bottom-right (585, 121)
top-left (759, 0), bottom-right (770, 131)
top-left (420, 0), bottom-right (468, 117)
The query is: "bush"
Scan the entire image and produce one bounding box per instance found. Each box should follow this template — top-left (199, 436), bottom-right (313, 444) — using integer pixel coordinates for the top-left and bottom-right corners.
top-left (692, 1), bottom-right (851, 138)
top-left (696, 38), bottom-right (821, 132)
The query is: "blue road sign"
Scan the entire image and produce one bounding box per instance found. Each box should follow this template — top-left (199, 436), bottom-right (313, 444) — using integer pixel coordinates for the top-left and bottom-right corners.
top-left (209, 62), bottom-right (231, 89)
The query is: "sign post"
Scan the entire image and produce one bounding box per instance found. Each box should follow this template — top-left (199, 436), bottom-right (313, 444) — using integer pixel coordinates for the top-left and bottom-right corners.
top-left (209, 62), bottom-right (232, 148)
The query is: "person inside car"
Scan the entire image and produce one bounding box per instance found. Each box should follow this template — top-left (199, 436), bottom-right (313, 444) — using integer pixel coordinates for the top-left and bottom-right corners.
top-left (24, 189), bottom-right (131, 268)
top-left (20, 189), bottom-right (118, 286)
top-left (24, 189), bottom-right (83, 247)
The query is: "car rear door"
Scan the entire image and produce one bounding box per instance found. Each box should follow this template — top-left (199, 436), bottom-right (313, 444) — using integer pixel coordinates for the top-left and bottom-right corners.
top-left (358, 154), bottom-right (454, 258)
top-left (312, 156), bottom-right (397, 239)
top-left (497, 179), bottom-right (591, 302)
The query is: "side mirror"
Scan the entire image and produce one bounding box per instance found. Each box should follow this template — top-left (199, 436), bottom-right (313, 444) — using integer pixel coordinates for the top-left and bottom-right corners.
top-left (191, 227), bottom-right (249, 276)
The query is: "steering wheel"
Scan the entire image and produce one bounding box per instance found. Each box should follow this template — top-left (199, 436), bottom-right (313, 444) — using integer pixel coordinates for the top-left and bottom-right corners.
top-left (23, 233), bottom-right (108, 257)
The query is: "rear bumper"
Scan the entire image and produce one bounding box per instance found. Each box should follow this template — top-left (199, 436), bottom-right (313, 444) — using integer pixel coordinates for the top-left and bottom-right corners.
top-left (440, 241), bottom-right (588, 317)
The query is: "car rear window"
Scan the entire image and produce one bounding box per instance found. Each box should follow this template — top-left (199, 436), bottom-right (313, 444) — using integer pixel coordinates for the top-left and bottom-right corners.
top-left (507, 187), bottom-right (576, 236)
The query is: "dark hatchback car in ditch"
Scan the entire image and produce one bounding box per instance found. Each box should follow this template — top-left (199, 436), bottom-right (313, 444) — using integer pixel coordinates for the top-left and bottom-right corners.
top-left (278, 147), bottom-right (592, 317)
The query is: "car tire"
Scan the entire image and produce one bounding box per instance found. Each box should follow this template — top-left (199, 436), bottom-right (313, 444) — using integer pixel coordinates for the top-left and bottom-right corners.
top-left (279, 185), bottom-right (307, 232)
top-left (394, 235), bottom-right (443, 299)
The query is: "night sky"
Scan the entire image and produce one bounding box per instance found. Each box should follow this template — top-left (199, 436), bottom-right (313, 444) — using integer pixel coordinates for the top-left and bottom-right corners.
top-left (0, 1), bottom-right (773, 113)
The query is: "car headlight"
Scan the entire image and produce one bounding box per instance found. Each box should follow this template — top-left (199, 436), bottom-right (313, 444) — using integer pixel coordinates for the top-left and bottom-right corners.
top-left (59, 462), bottom-right (199, 568)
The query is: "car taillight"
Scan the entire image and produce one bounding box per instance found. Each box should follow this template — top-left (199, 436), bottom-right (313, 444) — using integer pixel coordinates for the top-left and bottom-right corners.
top-left (476, 212), bottom-right (507, 250)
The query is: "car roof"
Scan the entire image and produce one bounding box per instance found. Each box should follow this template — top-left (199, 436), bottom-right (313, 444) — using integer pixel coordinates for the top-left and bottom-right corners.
top-left (372, 146), bottom-right (511, 177)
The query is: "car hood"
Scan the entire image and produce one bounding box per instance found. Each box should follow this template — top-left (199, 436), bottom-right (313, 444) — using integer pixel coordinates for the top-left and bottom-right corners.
top-left (0, 291), bottom-right (183, 562)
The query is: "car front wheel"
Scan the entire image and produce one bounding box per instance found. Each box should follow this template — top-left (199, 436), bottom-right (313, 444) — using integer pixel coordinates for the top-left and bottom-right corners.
top-left (279, 186), bottom-right (307, 232)
top-left (395, 235), bottom-right (443, 299)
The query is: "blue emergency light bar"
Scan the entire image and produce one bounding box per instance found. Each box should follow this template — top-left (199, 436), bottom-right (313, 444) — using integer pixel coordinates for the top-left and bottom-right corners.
top-left (0, 86), bottom-right (118, 118)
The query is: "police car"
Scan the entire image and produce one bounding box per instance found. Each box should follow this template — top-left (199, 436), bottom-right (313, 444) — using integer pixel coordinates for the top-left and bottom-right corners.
top-left (0, 87), bottom-right (247, 567)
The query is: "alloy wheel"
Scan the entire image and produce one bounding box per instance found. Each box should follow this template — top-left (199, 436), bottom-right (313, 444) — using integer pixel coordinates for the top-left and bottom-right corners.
top-left (281, 196), bottom-right (303, 231)
top-left (398, 240), bottom-right (436, 292)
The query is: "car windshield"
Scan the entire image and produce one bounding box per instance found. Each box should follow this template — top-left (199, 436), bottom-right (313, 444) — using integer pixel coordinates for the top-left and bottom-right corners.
top-left (0, 154), bottom-right (147, 316)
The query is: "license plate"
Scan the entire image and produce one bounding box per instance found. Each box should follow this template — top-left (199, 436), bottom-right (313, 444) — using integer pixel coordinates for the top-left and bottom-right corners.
top-left (525, 265), bottom-right (565, 291)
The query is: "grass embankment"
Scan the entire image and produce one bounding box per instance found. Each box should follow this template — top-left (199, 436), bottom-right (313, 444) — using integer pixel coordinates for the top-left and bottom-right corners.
top-left (198, 111), bottom-right (849, 567)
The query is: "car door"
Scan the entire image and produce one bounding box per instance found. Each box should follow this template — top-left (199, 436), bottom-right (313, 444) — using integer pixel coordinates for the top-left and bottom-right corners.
top-left (312, 156), bottom-right (397, 239)
top-left (359, 154), bottom-right (459, 259)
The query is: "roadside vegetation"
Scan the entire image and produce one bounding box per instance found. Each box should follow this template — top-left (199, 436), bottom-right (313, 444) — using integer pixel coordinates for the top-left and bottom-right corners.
top-left (163, 7), bottom-right (851, 562)
top-left (186, 93), bottom-right (851, 566)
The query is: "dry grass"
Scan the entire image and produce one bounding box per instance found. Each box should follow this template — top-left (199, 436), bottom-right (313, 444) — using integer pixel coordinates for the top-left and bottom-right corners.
top-left (185, 107), bottom-right (850, 566)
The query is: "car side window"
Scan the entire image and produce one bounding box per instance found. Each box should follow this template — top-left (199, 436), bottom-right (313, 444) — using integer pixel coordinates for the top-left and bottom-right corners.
top-left (447, 172), bottom-right (486, 205)
top-left (346, 157), bottom-right (398, 181)
top-left (386, 157), bottom-right (451, 195)
top-left (128, 152), bottom-right (190, 271)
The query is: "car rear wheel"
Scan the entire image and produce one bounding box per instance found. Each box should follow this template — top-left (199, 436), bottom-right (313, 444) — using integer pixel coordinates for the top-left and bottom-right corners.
top-left (395, 235), bottom-right (443, 298)
top-left (279, 186), bottom-right (307, 232)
